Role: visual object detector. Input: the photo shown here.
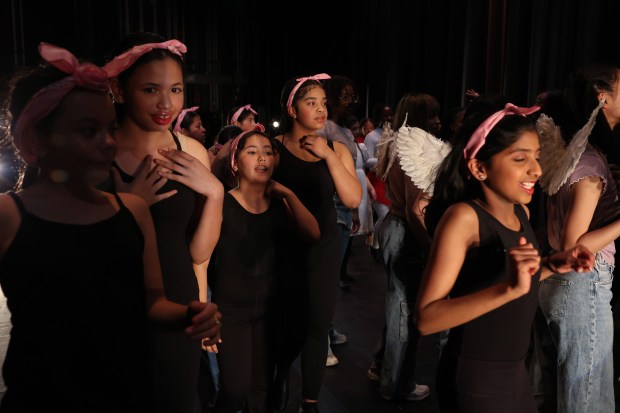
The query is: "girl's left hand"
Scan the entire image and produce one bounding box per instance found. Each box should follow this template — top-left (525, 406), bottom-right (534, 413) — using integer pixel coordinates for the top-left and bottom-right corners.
top-left (548, 244), bottom-right (594, 273)
top-left (154, 149), bottom-right (224, 198)
top-left (299, 135), bottom-right (332, 160)
top-left (185, 301), bottom-right (221, 344)
top-left (266, 180), bottom-right (291, 199)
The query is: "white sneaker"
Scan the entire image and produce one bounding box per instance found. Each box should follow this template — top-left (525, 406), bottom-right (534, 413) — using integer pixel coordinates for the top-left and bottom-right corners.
top-left (402, 384), bottom-right (430, 401)
top-left (325, 353), bottom-right (339, 367)
top-left (328, 328), bottom-right (347, 345)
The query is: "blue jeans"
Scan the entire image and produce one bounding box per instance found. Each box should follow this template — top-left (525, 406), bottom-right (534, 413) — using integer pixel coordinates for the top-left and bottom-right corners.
top-left (377, 213), bottom-right (426, 398)
top-left (537, 254), bottom-right (615, 413)
top-left (334, 197), bottom-right (352, 263)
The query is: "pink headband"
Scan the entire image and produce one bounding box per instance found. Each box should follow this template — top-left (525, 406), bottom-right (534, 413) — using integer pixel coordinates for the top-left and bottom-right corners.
top-left (286, 73), bottom-right (331, 109)
top-left (174, 106), bottom-right (199, 132)
top-left (230, 104), bottom-right (257, 125)
top-left (13, 42), bottom-right (123, 165)
top-left (102, 39), bottom-right (187, 77)
top-left (229, 124), bottom-right (267, 173)
top-left (463, 103), bottom-right (540, 159)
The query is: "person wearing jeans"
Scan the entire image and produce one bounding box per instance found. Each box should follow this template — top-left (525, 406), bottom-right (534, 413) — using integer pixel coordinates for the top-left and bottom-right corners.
top-left (537, 256), bottom-right (614, 412)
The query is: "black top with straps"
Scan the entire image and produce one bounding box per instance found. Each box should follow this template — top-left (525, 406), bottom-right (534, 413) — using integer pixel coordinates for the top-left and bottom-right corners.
top-left (444, 201), bottom-right (541, 361)
top-left (0, 192), bottom-right (150, 412)
top-left (111, 130), bottom-right (200, 304)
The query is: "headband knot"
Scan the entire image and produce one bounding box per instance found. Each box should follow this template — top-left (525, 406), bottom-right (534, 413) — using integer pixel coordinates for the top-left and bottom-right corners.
top-left (102, 39), bottom-right (187, 77)
top-left (286, 73), bottom-right (331, 109)
top-left (463, 103), bottom-right (540, 159)
top-left (12, 42), bottom-right (118, 165)
top-left (230, 104), bottom-right (258, 125)
top-left (174, 106), bottom-right (199, 132)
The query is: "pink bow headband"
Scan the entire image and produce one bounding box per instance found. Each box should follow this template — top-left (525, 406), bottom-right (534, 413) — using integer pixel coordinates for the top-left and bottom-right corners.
top-left (230, 104), bottom-right (257, 125)
top-left (463, 103), bottom-right (540, 159)
top-left (286, 73), bottom-right (331, 109)
top-left (12, 42), bottom-right (126, 165)
top-left (174, 106), bottom-right (199, 132)
top-left (102, 39), bottom-right (187, 77)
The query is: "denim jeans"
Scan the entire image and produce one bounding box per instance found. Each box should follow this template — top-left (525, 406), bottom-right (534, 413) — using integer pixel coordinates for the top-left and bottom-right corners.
top-left (537, 254), bottom-right (615, 413)
top-left (377, 212), bottom-right (426, 398)
top-left (334, 197), bottom-right (352, 263)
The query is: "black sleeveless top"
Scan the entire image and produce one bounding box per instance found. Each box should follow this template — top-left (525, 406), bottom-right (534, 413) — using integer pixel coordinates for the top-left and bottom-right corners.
top-left (272, 139), bottom-right (336, 237)
top-left (208, 193), bottom-right (290, 297)
top-left (444, 202), bottom-right (541, 361)
top-left (111, 131), bottom-right (199, 303)
top-left (0, 192), bottom-right (150, 412)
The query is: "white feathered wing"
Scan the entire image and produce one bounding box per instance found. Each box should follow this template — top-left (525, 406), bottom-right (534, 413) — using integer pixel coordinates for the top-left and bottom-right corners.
top-left (537, 98), bottom-right (603, 195)
top-left (396, 125), bottom-right (451, 196)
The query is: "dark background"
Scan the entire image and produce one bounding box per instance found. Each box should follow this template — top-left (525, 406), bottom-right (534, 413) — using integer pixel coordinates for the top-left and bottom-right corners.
top-left (2, 0), bottom-right (620, 189)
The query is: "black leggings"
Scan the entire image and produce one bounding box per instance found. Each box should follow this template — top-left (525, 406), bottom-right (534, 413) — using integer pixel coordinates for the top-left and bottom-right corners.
top-left (213, 291), bottom-right (275, 413)
top-left (277, 231), bottom-right (341, 400)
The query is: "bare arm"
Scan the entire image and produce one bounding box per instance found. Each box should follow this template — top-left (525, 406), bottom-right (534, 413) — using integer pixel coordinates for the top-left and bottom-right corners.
top-left (121, 192), bottom-right (221, 345)
top-left (561, 176), bottom-right (620, 253)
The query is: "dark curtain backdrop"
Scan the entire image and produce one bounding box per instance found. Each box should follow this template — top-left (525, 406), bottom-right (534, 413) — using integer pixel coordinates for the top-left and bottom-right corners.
top-left (1, 0), bottom-right (620, 189)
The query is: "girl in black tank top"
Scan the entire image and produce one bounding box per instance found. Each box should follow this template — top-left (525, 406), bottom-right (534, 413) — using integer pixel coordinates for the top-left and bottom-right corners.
top-left (208, 131), bottom-right (318, 413)
top-left (270, 75), bottom-right (361, 413)
top-left (409, 99), bottom-right (594, 412)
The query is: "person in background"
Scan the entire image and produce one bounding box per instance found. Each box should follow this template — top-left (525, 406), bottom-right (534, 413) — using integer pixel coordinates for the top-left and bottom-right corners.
top-left (207, 130), bottom-right (319, 413)
top-left (173, 106), bottom-right (207, 145)
top-left (360, 117), bottom-right (376, 142)
top-left (366, 92), bottom-right (441, 402)
top-left (533, 64), bottom-right (620, 413)
top-left (364, 103), bottom-right (393, 263)
top-left (105, 31), bottom-right (224, 413)
top-left (270, 73), bottom-right (361, 413)
top-left (0, 41), bottom-right (221, 413)
top-left (228, 104), bottom-right (259, 132)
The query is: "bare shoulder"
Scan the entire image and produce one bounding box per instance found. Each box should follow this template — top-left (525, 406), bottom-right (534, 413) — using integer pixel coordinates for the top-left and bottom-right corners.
top-left (437, 202), bottom-right (480, 243)
top-left (0, 192), bottom-right (22, 257)
top-left (183, 137), bottom-right (210, 166)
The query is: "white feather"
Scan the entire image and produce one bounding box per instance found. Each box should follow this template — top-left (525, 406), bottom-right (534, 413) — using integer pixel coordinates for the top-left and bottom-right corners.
top-left (537, 99), bottom-right (603, 195)
top-left (396, 126), bottom-right (451, 196)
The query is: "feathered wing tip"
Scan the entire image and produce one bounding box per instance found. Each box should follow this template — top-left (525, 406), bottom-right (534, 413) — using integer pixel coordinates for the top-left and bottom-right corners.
top-left (536, 115), bottom-right (567, 194)
top-left (374, 122), bottom-right (398, 180)
top-left (537, 99), bottom-right (604, 195)
top-left (396, 126), bottom-right (451, 196)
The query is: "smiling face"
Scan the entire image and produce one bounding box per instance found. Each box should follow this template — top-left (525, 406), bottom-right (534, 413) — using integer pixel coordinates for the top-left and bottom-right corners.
top-left (476, 130), bottom-right (542, 206)
top-left (120, 57), bottom-right (184, 131)
top-left (41, 90), bottom-right (117, 185)
top-left (234, 134), bottom-right (275, 184)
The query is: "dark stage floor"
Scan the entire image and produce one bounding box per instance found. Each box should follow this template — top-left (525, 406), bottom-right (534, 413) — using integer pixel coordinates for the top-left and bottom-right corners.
top-left (266, 235), bottom-right (442, 413)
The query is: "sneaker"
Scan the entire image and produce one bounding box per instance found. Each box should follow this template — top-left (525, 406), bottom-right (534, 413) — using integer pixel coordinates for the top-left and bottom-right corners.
top-left (401, 384), bottom-right (430, 401)
top-left (326, 353), bottom-right (339, 367)
top-left (328, 328), bottom-right (347, 345)
top-left (366, 361), bottom-right (380, 382)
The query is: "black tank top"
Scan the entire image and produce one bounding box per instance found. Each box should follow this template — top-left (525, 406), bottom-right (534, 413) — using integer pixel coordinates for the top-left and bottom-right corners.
top-left (272, 139), bottom-right (336, 237)
top-left (208, 193), bottom-right (289, 297)
top-left (0, 192), bottom-right (150, 411)
top-left (112, 131), bottom-right (199, 303)
top-left (445, 201), bottom-right (541, 361)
